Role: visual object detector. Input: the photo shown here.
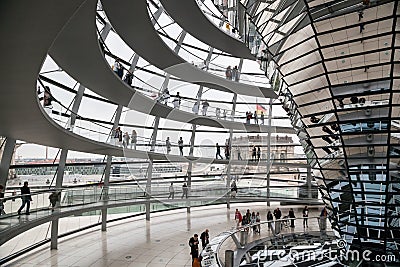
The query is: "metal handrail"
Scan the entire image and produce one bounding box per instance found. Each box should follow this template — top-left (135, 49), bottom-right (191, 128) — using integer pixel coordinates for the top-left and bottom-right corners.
top-left (213, 215), bottom-right (332, 266)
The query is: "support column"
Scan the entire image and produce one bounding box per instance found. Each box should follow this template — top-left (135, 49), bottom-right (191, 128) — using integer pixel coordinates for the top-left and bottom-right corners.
top-left (0, 137), bottom-right (16, 188)
top-left (226, 59), bottom-right (242, 209)
top-left (226, 93), bottom-right (237, 209)
top-left (266, 98), bottom-right (273, 206)
top-left (101, 105), bottom-right (123, 231)
top-left (68, 85), bottom-right (85, 130)
top-left (145, 116), bottom-right (160, 221)
top-left (186, 46), bottom-right (214, 213)
top-left (307, 166), bottom-right (312, 199)
top-left (145, 29), bottom-right (187, 220)
top-left (50, 149), bottom-right (68, 250)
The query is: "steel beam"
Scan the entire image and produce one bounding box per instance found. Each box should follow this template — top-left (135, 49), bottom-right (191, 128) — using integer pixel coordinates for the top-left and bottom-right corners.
top-left (266, 98), bottom-right (273, 206)
top-left (101, 104), bottom-right (123, 231)
top-left (0, 137), bottom-right (16, 188)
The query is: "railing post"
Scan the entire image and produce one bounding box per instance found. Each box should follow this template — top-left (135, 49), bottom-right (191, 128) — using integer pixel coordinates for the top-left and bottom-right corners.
top-left (225, 250), bottom-right (234, 267)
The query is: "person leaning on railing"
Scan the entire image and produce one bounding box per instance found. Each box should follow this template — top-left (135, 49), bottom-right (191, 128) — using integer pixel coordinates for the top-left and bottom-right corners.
top-left (49, 191), bottom-right (61, 212)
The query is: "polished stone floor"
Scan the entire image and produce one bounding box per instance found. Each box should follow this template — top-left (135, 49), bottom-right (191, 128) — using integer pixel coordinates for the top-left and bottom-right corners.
top-left (5, 203), bottom-right (328, 267)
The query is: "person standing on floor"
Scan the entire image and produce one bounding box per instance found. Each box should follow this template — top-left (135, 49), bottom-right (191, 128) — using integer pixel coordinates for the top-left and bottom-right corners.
top-left (235, 209), bottom-right (242, 229)
top-left (178, 137), bottom-right (184, 156)
top-left (192, 101), bottom-right (199, 114)
top-left (200, 229), bottom-right (209, 249)
top-left (260, 111), bottom-right (265, 125)
top-left (166, 137), bottom-right (171, 154)
top-left (168, 182), bottom-right (174, 199)
top-left (254, 110), bottom-right (258, 124)
top-left (274, 207), bottom-right (282, 232)
top-left (245, 111), bottom-right (251, 124)
top-left (113, 58), bottom-right (123, 78)
top-left (43, 86), bottom-right (53, 107)
top-left (123, 70), bottom-right (133, 86)
top-left (230, 180), bottom-right (237, 198)
top-left (117, 128), bottom-right (122, 145)
top-left (172, 92), bottom-right (181, 109)
top-left (232, 66), bottom-right (239, 81)
top-left (122, 132), bottom-right (130, 148)
top-left (216, 107), bottom-right (221, 119)
top-left (257, 146), bottom-right (261, 161)
top-left (225, 143), bottom-right (230, 160)
top-left (189, 234), bottom-right (199, 264)
top-left (130, 129), bottom-right (137, 149)
top-left (274, 208), bottom-right (282, 220)
top-left (182, 182), bottom-right (188, 199)
top-left (17, 182), bottom-right (32, 215)
top-left (113, 127), bottom-right (122, 146)
top-left (288, 208), bottom-right (296, 228)
top-left (303, 206), bottom-right (309, 227)
top-left (251, 146), bottom-right (257, 161)
top-left (256, 212), bottom-right (261, 233)
top-left (215, 143), bottom-right (223, 159)
top-left (236, 146), bottom-right (242, 160)
top-left (225, 66), bottom-right (232, 80)
top-left (251, 211), bottom-right (257, 233)
top-left (267, 210), bottom-right (273, 230)
top-left (202, 100), bottom-right (209, 116)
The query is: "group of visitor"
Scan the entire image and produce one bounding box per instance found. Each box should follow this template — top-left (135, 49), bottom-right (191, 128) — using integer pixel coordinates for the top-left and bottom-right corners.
top-left (167, 182), bottom-right (189, 199)
top-left (215, 107), bottom-right (228, 119)
top-left (216, 143), bottom-right (266, 162)
top-left (110, 131), bottom-right (190, 156)
top-left (165, 136), bottom-right (185, 155)
top-left (215, 142), bottom-right (231, 160)
top-left (113, 58), bottom-right (133, 87)
top-left (234, 208), bottom-right (262, 233)
top-left (245, 111), bottom-right (265, 125)
top-left (188, 229), bottom-right (209, 266)
top-left (230, 180), bottom-right (237, 198)
top-left (225, 66), bottom-right (240, 81)
top-left (112, 127), bottom-right (137, 149)
top-left (250, 145), bottom-right (262, 161)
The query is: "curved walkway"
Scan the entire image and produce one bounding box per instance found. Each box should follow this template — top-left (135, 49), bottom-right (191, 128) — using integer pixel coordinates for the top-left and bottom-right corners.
top-left (0, 197), bottom-right (322, 246)
top-left (0, 0), bottom-right (296, 163)
top-left (101, 0), bottom-right (276, 98)
top-left (3, 203), bottom-right (326, 266)
top-left (48, 0), bottom-right (289, 133)
top-left (0, 0), bottom-right (117, 155)
top-left (159, 0), bottom-right (254, 60)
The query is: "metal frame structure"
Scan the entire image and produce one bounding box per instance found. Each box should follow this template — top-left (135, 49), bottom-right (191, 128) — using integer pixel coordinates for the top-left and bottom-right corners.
top-left (241, 0), bottom-right (400, 258)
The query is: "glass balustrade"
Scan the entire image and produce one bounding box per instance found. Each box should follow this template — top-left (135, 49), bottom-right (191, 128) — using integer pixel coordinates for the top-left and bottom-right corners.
top-left (0, 185), bottom-right (318, 220)
top-left (213, 216), bottom-right (335, 266)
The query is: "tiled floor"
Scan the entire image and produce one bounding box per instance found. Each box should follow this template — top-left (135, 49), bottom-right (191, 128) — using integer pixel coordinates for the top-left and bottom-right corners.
top-left (5, 203), bottom-right (328, 267)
